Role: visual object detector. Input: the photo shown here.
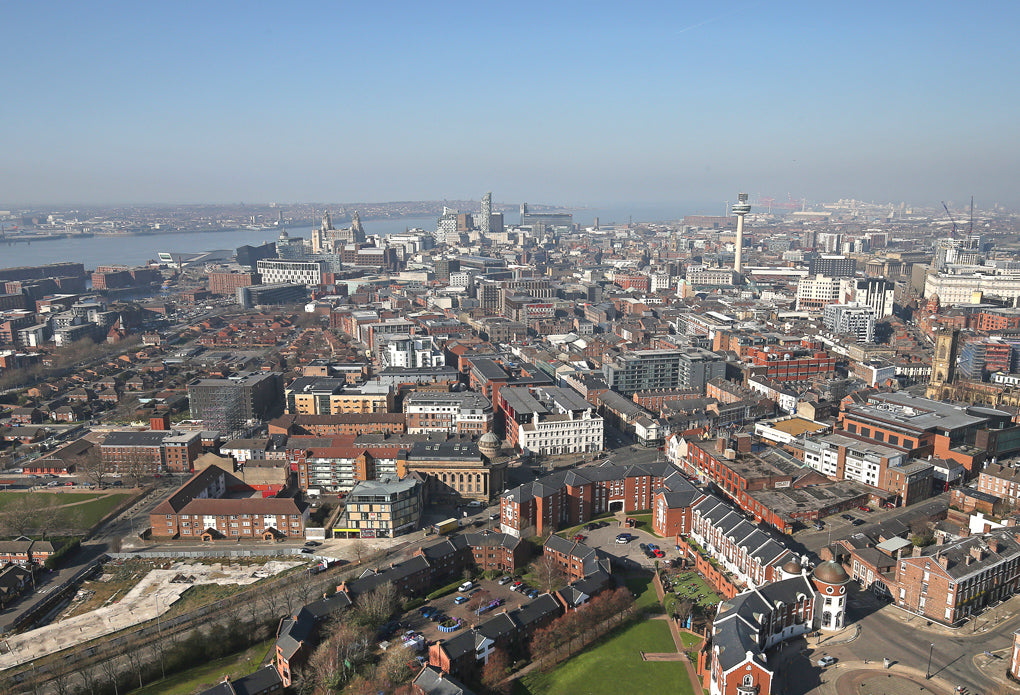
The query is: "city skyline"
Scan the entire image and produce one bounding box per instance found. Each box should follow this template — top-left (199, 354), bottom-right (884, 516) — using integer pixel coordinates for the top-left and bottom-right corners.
top-left (3, 2), bottom-right (1019, 208)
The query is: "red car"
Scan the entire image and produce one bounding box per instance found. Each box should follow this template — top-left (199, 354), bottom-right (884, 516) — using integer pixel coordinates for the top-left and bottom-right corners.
top-left (653, 549), bottom-right (665, 558)
top-left (857, 505), bottom-right (871, 512)
top-left (573, 534), bottom-right (586, 542)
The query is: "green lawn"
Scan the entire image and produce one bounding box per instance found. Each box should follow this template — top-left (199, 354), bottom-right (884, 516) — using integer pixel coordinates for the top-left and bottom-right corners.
top-left (517, 620), bottom-right (695, 695)
top-left (126, 639), bottom-right (274, 695)
top-left (628, 513), bottom-right (660, 537)
top-left (679, 631), bottom-right (703, 649)
top-left (0, 491), bottom-right (131, 530)
top-left (667, 571), bottom-right (721, 611)
top-left (624, 573), bottom-right (659, 610)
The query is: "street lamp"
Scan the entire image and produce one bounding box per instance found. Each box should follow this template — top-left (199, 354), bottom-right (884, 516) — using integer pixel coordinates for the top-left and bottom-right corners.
top-left (926, 642), bottom-right (934, 679)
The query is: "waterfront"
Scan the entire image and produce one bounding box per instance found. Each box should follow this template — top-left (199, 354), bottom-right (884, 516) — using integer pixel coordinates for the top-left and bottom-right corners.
top-left (0, 216), bottom-right (437, 270)
top-left (0, 204), bottom-right (703, 271)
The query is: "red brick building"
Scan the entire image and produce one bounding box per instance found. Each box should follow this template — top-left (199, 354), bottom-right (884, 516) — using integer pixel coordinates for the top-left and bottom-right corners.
top-left (499, 461), bottom-right (675, 538)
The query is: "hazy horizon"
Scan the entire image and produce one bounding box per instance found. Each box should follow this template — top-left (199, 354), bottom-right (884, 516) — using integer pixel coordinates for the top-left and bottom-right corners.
top-left (4, 2), bottom-right (1018, 209)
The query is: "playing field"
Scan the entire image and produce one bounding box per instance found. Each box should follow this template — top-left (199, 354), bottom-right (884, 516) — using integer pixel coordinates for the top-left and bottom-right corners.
top-left (0, 490), bottom-right (132, 531)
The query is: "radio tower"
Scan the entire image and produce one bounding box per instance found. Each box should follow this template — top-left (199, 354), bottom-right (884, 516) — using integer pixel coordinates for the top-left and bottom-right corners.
top-left (732, 192), bottom-right (751, 273)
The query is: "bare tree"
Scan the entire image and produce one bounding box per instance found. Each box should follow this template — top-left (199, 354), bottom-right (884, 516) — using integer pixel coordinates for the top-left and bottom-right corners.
top-left (351, 539), bottom-right (368, 564)
top-left (306, 619), bottom-right (371, 692)
top-left (124, 645), bottom-right (146, 690)
top-left (99, 653), bottom-right (121, 695)
top-left (467, 588), bottom-right (492, 615)
top-left (77, 654), bottom-right (100, 695)
top-left (78, 443), bottom-right (112, 489)
top-left (530, 555), bottom-right (568, 594)
top-left (354, 581), bottom-right (397, 626)
top-left (378, 646), bottom-right (415, 687)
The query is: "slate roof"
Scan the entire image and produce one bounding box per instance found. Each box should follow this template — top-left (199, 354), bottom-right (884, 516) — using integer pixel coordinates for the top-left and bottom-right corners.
top-left (412, 665), bottom-right (477, 695)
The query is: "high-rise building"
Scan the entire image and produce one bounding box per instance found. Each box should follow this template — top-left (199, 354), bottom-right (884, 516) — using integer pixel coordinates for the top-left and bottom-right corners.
top-left (795, 275), bottom-right (855, 311)
top-left (603, 348), bottom-right (723, 395)
top-left (436, 207), bottom-right (459, 244)
top-left (808, 255), bottom-right (856, 277)
top-left (822, 303), bottom-right (876, 343)
top-left (256, 259), bottom-right (328, 287)
top-left (852, 277), bottom-right (895, 318)
top-left (479, 191), bottom-right (493, 235)
top-left (188, 373), bottom-right (284, 436)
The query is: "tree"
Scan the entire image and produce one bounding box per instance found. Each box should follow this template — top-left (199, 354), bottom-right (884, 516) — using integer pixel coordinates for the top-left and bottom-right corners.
top-left (480, 647), bottom-right (512, 695)
top-left (354, 581), bottom-right (398, 627)
top-left (351, 539), bottom-right (369, 564)
top-left (467, 588), bottom-right (492, 615)
top-left (78, 443), bottom-right (112, 489)
top-left (306, 619), bottom-right (371, 692)
top-left (530, 555), bottom-right (568, 594)
top-left (673, 598), bottom-right (695, 626)
top-left (378, 646), bottom-right (415, 687)
top-left (910, 520), bottom-right (935, 547)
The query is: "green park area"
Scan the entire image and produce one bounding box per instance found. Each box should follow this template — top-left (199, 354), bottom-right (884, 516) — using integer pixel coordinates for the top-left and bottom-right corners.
top-left (0, 490), bottom-right (132, 533)
top-left (126, 639), bottom-right (274, 695)
top-left (516, 619), bottom-right (696, 695)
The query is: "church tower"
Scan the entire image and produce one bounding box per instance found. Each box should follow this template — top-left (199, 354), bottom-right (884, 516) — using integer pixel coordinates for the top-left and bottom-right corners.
top-left (928, 328), bottom-right (961, 397)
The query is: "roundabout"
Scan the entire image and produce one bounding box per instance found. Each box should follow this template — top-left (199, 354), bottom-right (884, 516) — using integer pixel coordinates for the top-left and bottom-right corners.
top-left (831, 668), bottom-right (953, 695)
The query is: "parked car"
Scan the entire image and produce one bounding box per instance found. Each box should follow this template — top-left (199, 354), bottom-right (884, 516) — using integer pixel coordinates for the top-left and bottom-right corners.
top-left (489, 513), bottom-right (499, 520)
top-left (498, 575), bottom-right (512, 585)
top-left (526, 589), bottom-right (539, 599)
top-left (851, 519), bottom-right (865, 526)
top-left (639, 543), bottom-right (648, 551)
top-left (453, 596), bottom-right (469, 605)
top-left (652, 549), bottom-right (665, 558)
top-left (304, 541), bottom-right (321, 547)
top-left (841, 514), bottom-right (855, 521)
top-left (573, 534), bottom-right (586, 542)
top-left (300, 548), bottom-right (314, 554)
top-left (857, 505), bottom-right (871, 512)
top-left (510, 580), bottom-right (524, 591)
top-left (817, 656), bottom-right (837, 667)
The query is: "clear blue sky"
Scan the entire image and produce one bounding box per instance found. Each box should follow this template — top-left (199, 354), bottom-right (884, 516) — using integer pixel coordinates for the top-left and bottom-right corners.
top-left (3, 1), bottom-right (1018, 210)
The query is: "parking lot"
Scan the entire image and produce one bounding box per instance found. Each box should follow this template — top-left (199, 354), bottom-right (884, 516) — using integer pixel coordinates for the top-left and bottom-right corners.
top-left (567, 517), bottom-right (675, 569)
top-left (397, 577), bottom-right (542, 645)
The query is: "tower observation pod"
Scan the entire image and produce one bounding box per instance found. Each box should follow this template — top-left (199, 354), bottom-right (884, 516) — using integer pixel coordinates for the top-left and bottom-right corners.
top-left (732, 192), bottom-right (751, 273)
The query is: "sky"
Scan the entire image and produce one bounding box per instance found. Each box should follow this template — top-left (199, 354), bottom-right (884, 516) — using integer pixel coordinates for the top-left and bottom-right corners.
top-left (2, 1), bottom-right (1019, 211)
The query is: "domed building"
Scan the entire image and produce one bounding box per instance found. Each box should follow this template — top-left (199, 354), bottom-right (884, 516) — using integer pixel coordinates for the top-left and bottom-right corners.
top-left (478, 432), bottom-right (502, 461)
top-left (812, 560), bottom-right (850, 631)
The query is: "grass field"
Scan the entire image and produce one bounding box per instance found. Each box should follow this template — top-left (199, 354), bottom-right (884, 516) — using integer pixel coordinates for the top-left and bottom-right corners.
top-left (623, 572), bottom-right (660, 610)
top-left (125, 639), bottom-right (274, 695)
top-left (516, 620), bottom-right (695, 695)
top-left (0, 490), bottom-right (131, 530)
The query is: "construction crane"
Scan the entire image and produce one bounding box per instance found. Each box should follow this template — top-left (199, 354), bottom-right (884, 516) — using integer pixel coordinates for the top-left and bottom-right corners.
top-left (969, 195), bottom-right (974, 235)
top-left (941, 201), bottom-right (958, 238)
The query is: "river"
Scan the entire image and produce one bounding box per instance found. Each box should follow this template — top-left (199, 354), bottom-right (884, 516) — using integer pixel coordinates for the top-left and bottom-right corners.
top-left (0, 216), bottom-right (438, 270)
top-left (0, 203), bottom-right (704, 271)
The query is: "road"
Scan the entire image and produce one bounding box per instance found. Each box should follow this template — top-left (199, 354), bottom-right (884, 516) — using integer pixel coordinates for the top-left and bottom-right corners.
top-left (774, 585), bottom-right (1020, 695)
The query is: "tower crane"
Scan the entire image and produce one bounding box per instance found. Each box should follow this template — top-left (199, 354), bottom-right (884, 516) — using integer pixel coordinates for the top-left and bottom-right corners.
top-left (941, 201), bottom-right (957, 238)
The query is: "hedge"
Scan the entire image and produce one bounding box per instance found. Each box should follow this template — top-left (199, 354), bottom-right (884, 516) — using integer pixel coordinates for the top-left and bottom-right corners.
top-left (427, 578), bottom-right (468, 601)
